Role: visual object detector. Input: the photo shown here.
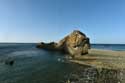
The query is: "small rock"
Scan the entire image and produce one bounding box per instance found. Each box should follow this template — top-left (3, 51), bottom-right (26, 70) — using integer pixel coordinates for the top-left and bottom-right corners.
top-left (5, 60), bottom-right (15, 66)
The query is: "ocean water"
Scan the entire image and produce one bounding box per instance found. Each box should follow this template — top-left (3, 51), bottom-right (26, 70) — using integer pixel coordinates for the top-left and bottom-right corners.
top-left (0, 43), bottom-right (124, 83)
top-left (92, 44), bottom-right (125, 51)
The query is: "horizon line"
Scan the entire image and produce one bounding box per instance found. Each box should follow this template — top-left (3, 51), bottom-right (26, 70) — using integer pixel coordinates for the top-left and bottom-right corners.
top-left (0, 42), bottom-right (124, 44)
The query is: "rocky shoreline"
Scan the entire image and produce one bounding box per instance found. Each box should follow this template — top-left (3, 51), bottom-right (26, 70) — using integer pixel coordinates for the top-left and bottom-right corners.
top-left (36, 30), bottom-right (125, 69)
top-left (37, 30), bottom-right (90, 57)
top-left (36, 30), bottom-right (125, 83)
top-left (64, 65), bottom-right (124, 83)
top-left (63, 49), bottom-right (125, 83)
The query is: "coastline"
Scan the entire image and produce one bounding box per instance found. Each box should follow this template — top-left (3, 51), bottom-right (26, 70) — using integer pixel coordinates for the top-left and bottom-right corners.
top-left (70, 49), bottom-right (125, 69)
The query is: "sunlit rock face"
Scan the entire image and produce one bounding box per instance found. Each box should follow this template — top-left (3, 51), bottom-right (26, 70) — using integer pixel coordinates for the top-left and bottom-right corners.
top-left (58, 30), bottom-right (90, 56)
top-left (37, 30), bottom-right (90, 56)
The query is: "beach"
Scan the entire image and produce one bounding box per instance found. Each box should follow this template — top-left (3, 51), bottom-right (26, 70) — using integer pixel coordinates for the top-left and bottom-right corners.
top-left (70, 49), bottom-right (125, 69)
top-left (66, 49), bottom-right (125, 83)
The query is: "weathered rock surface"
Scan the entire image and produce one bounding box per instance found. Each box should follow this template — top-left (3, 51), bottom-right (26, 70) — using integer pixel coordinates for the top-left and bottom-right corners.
top-left (36, 30), bottom-right (90, 56)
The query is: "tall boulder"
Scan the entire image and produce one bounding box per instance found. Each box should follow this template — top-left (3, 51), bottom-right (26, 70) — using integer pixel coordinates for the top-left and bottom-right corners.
top-left (58, 30), bottom-right (90, 56)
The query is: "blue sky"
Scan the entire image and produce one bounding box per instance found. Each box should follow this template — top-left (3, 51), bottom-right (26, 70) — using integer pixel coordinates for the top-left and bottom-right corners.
top-left (0, 0), bottom-right (125, 44)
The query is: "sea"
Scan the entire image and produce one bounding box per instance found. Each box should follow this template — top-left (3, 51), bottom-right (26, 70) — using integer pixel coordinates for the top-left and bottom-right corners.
top-left (92, 44), bottom-right (125, 51)
top-left (0, 43), bottom-right (125, 83)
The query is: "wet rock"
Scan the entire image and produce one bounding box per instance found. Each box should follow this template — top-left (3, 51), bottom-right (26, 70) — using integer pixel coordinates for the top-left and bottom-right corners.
top-left (37, 30), bottom-right (90, 57)
top-left (36, 42), bottom-right (59, 51)
top-left (64, 66), bottom-right (124, 83)
top-left (5, 59), bottom-right (15, 66)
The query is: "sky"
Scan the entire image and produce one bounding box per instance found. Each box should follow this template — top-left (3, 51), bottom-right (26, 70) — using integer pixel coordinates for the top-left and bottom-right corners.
top-left (0, 0), bottom-right (125, 44)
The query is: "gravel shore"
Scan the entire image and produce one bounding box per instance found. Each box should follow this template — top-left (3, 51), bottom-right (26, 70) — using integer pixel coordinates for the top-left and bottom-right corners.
top-left (70, 49), bottom-right (125, 69)
top-left (64, 49), bottom-right (125, 83)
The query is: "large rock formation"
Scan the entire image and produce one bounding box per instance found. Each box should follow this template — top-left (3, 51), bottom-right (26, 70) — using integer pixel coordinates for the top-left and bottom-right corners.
top-left (37, 30), bottom-right (90, 57)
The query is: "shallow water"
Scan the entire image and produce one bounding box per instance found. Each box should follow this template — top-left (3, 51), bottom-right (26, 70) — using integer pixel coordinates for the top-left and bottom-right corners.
top-left (0, 43), bottom-right (124, 83)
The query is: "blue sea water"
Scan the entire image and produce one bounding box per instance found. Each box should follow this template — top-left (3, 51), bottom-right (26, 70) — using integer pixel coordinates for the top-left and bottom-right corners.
top-left (0, 43), bottom-right (124, 83)
top-left (91, 44), bottom-right (125, 51)
top-left (0, 43), bottom-right (82, 83)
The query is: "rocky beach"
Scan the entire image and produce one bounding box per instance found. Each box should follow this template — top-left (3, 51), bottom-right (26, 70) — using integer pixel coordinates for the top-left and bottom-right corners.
top-left (36, 30), bottom-right (125, 83)
top-left (64, 48), bottom-right (125, 83)
top-left (37, 30), bottom-right (125, 69)
top-left (70, 49), bottom-right (125, 69)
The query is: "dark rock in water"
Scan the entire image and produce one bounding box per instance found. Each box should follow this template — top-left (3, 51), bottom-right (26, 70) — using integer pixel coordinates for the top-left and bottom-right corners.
top-left (37, 30), bottom-right (91, 57)
top-left (36, 42), bottom-right (59, 51)
top-left (5, 60), bottom-right (15, 66)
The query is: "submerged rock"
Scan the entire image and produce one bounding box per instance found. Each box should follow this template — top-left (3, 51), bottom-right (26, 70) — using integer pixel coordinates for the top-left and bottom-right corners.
top-left (37, 30), bottom-right (90, 57)
top-left (5, 59), bottom-right (15, 66)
